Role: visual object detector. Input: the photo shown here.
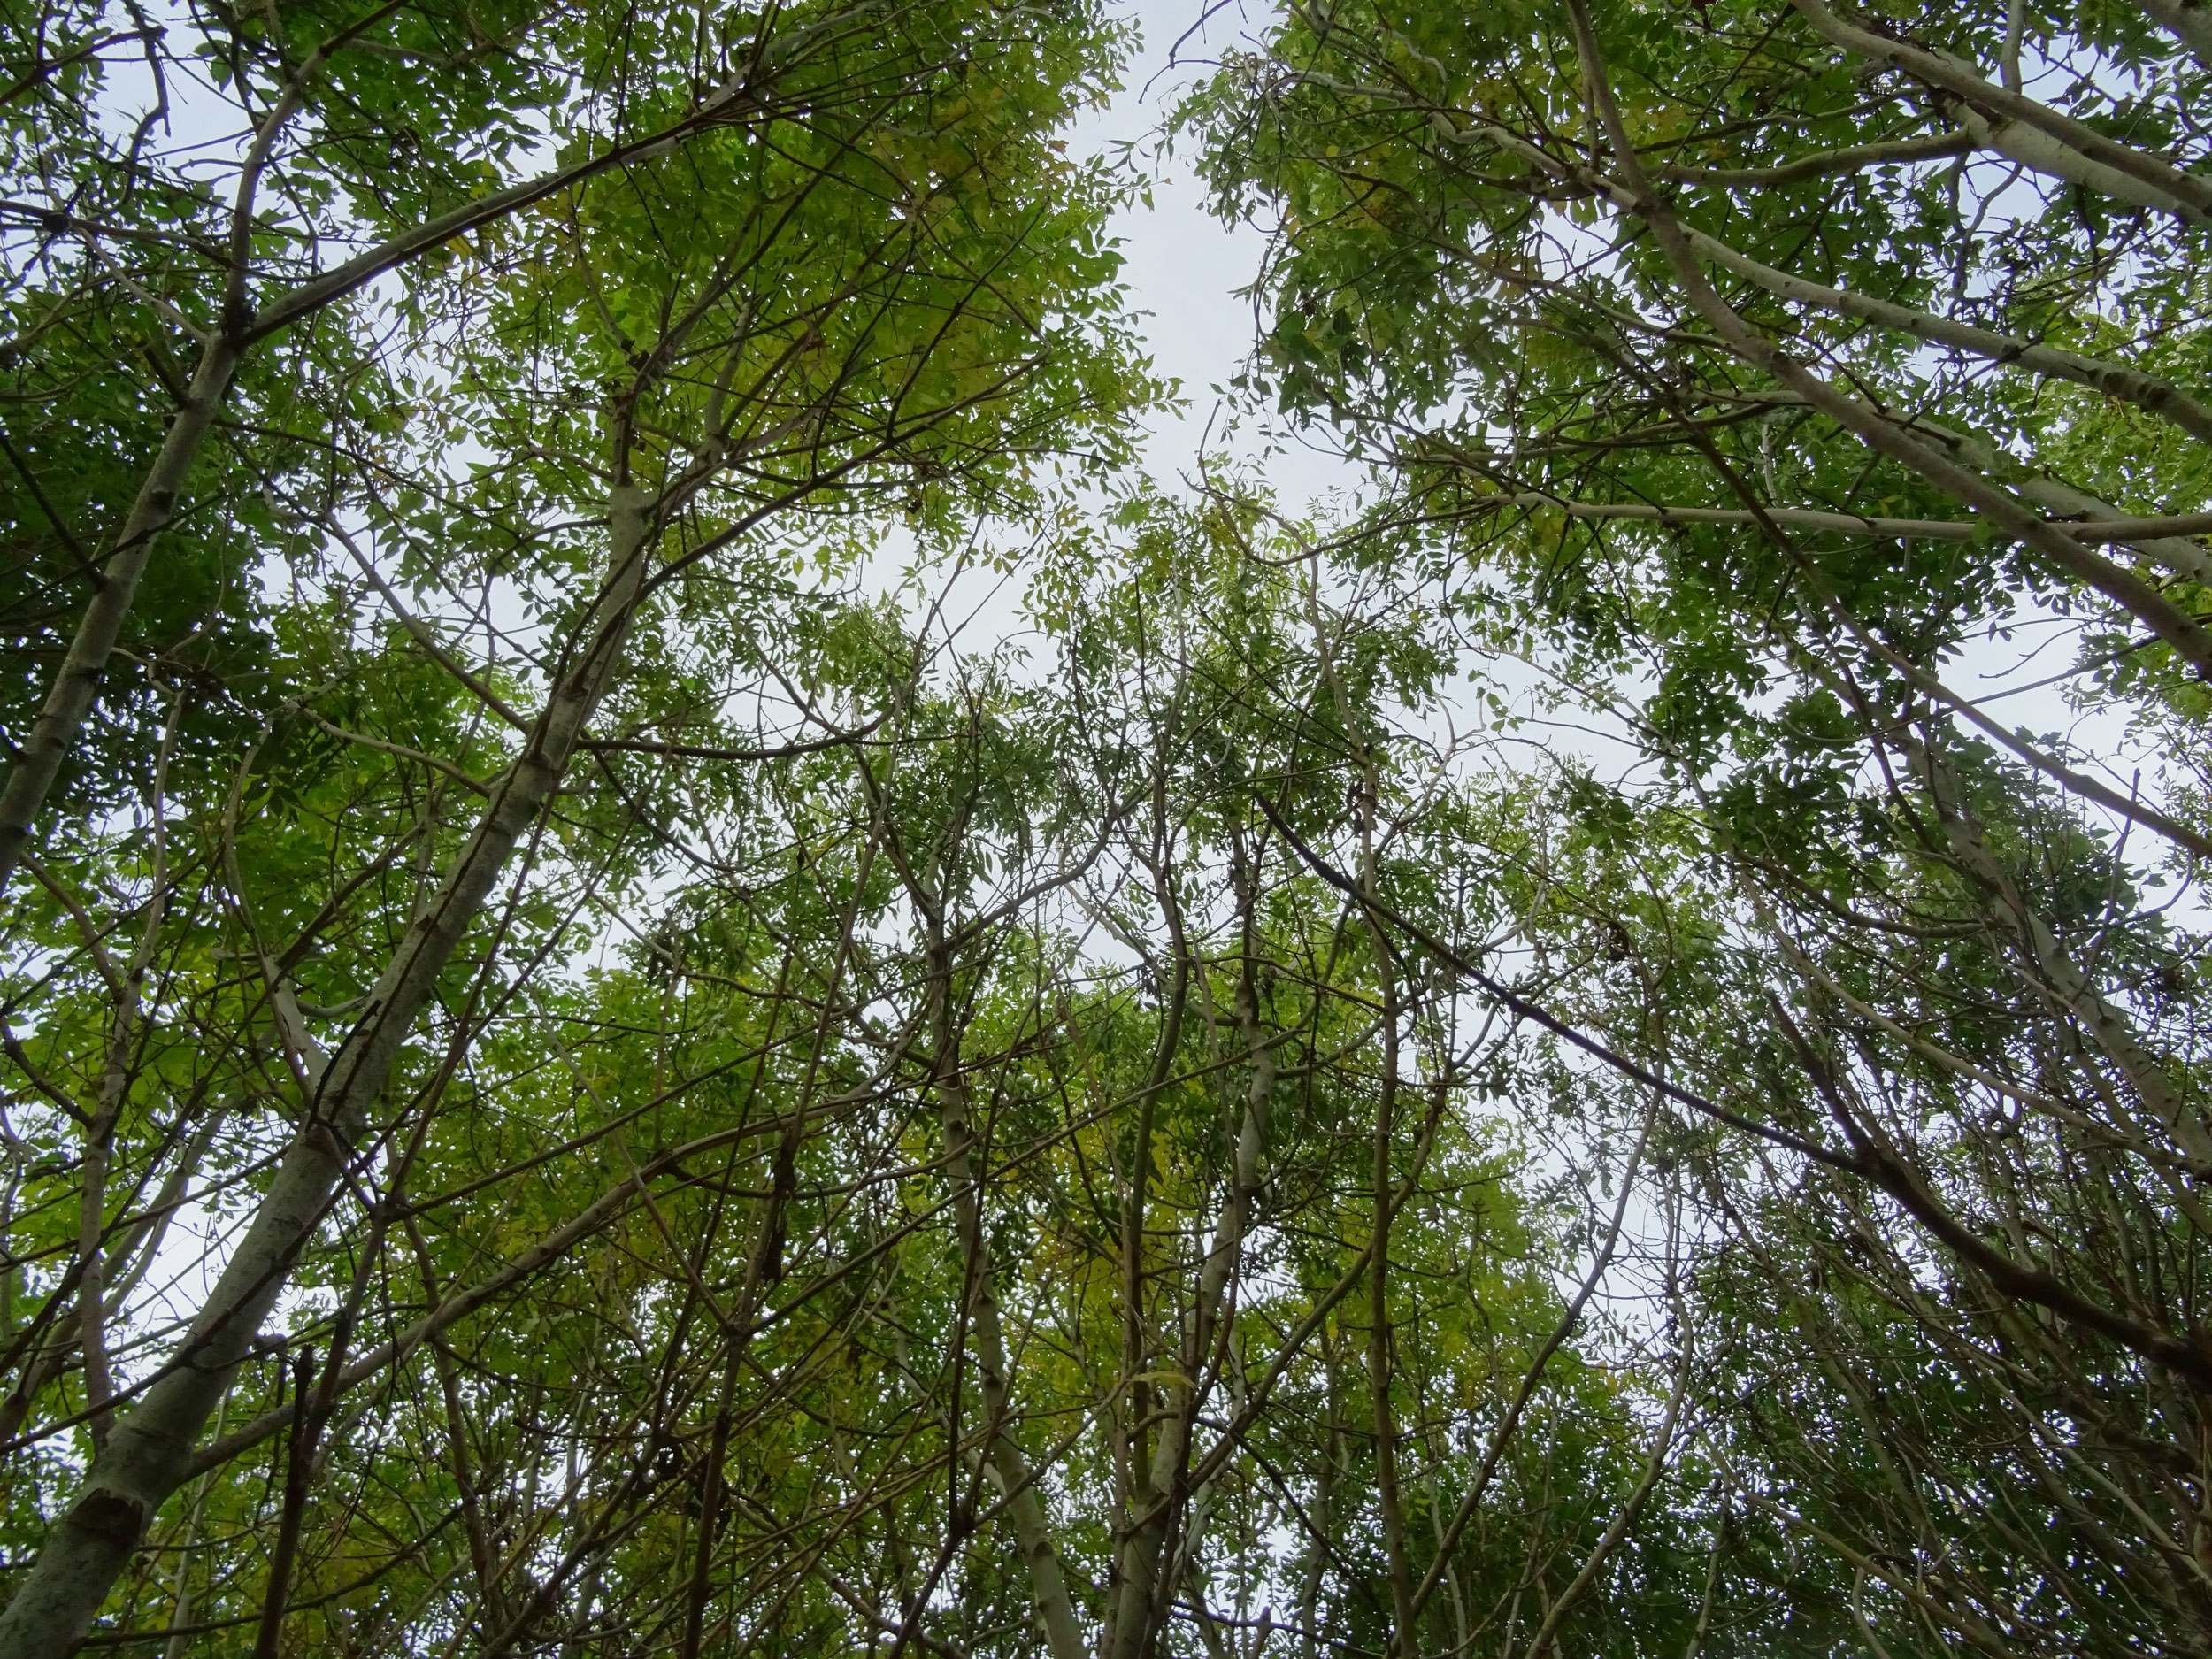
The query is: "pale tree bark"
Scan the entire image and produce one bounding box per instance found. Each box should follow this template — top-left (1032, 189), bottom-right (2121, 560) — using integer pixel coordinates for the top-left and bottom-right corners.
top-left (2139, 0), bottom-right (2212, 71)
top-left (1428, 50), bottom-right (2212, 672)
top-left (1650, 219), bottom-right (2212, 447)
top-left (1908, 735), bottom-right (2212, 1172)
top-left (155, 1417), bottom-right (220, 1659)
top-left (1905, 418), bottom-right (2212, 586)
top-left (918, 903), bottom-right (1087, 1659)
top-left (0, 335), bottom-right (242, 898)
top-left (1786, 0), bottom-right (2212, 226)
top-left (1956, 104), bottom-right (2212, 227)
top-left (0, 26), bottom-right (339, 899)
top-left (1467, 496), bottom-right (1981, 541)
top-left (0, 477), bottom-right (656, 1658)
top-left (1651, 130), bottom-right (1969, 188)
top-left (1564, 11), bottom-right (2212, 679)
top-left (1103, 848), bottom-right (1273, 1659)
top-left (0, 39), bottom-right (784, 899)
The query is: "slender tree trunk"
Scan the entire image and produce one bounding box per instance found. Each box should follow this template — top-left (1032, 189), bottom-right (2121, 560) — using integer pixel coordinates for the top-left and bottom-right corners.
top-left (1909, 735), bottom-right (2212, 1169)
top-left (0, 37), bottom-right (781, 903)
top-left (1350, 741), bottom-right (1419, 1653)
top-left (0, 481), bottom-right (655, 1658)
top-left (1104, 853), bottom-right (1272, 1659)
top-left (249, 1349), bottom-right (317, 1659)
top-left (919, 911), bottom-right (1087, 1659)
top-left (1364, 932), bottom-right (1419, 1651)
top-left (0, 337), bottom-right (242, 898)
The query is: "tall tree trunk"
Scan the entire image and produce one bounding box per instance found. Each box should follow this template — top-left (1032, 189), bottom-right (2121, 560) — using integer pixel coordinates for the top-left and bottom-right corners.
top-left (0, 480), bottom-right (655, 1658)
top-left (0, 337), bottom-right (242, 898)
top-left (1104, 851), bottom-right (1272, 1659)
top-left (919, 908), bottom-right (1087, 1659)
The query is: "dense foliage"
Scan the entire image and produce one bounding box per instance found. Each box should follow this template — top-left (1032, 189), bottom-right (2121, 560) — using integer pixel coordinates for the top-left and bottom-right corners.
top-left (2, 2), bottom-right (2208, 1656)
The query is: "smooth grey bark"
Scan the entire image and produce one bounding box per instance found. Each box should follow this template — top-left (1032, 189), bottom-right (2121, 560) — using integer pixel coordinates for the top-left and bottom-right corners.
top-left (920, 911), bottom-right (1087, 1659)
top-left (1659, 219), bottom-right (2212, 447)
top-left (1787, 0), bottom-right (2212, 225)
top-left (1651, 129), bottom-right (1969, 188)
top-left (1955, 104), bottom-right (2212, 228)
top-left (1578, 67), bottom-right (2212, 676)
top-left (0, 483), bottom-right (655, 1659)
top-left (1473, 495), bottom-right (1980, 541)
top-left (0, 57), bottom-right (778, 902)
top-left (1910, 417), bottom-right (2212, 584)
top-left (1446, 105), bottom-right (2212, 439)
top-left (2005, 475), bottom-right (2212, 585)
top-left (1430, 111), bottom-right (2212, 662)
top-left (0, 337), bottom-right (242, 899)
top-left (0, 35), bottom-right (322, 901)
top-left (1102, 898), bottom-right (1271, 1659)
top-left (2139, 0), bottom-right (2212, 70)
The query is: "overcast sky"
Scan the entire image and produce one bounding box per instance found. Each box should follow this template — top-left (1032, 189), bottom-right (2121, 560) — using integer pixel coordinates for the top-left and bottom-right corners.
top-left (1067, 1), bottom-right (1363, 502)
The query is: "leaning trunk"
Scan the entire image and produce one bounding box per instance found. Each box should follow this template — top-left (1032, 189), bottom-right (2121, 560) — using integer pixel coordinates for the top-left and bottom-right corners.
top-left (0, 483), bottom-right (655, 1657)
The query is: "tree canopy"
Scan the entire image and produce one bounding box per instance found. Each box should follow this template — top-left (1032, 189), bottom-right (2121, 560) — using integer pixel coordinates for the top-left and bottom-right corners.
top-left (2, 2), bottom-right (2208, 1656)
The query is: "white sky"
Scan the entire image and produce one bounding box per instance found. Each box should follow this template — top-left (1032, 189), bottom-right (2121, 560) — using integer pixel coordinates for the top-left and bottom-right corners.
top-left (1068, 0), bottom-right (1361, 500)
